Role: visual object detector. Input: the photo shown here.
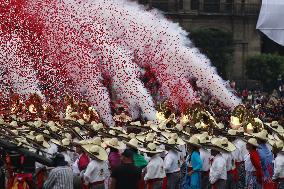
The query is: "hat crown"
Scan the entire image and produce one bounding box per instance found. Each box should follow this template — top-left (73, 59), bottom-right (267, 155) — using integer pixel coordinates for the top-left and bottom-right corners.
top-left (168, 138), bottom-right (175, 145)
top-left (147, 143), bottom-right (157, 151)
top-left (65, 133), bottom-right (72, 139)
top-left (43, 130), bottom-right (50, 134)
top-left (248, 138), bottom-right (259, 146)
top-left (109, 138), bottom-right (119, 146)
top-left (90, 146), bottom-right (100, 153)
top-left (171, 133), bottom-right (178, 140)
top-left (93, 137), bottom-right (101, 145)
top-left (47, 121), bottom-right (55, 127)
top-left (129, 138), bottom-right (139, 146)
top-left (62, 138), bottom-right (70, 146)
top-left (189, 136), bottom-right (200, 144)
top-left (36, 135), bottom-right (44, 142)
top-left (128, 133), bottom-right (135, 139)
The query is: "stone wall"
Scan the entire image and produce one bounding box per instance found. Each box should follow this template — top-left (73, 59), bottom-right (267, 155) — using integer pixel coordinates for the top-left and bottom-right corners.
top-left (137, 0), bottom-right (262, 84)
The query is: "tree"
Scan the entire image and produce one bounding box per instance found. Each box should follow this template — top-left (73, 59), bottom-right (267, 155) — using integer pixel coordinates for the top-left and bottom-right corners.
top-left (246, 53), bottom-right (284, 90)
top-left (190, 28), bottom-right (234, 79)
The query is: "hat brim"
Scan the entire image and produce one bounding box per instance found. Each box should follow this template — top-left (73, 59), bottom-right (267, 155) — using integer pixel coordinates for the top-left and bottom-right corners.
top-left (138, 147), bottom-right (164, 154)
top-left (124, 141), bottom-right (139, 149)
top-left (251, 133), bottom-right (268, 141)
top-left (266, 124), bottom-right (284, 134)
top-left (243, 139), bottom-right (259, 147)
top-left (83, 145), bottom-right (108, 161)
top-left (210, 138), bottom-right (236, 152)
top-left (105, 140), bottom-right (125, 150)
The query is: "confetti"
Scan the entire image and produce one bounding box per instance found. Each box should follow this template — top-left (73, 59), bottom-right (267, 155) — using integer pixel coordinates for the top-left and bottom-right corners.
top-left (0, 0), bottom-right (240, 126)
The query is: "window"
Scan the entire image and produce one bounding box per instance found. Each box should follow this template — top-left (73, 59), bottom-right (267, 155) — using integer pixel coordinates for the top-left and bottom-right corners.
top-left (191, 0), bottom-right (199, 10)
top-left (204, 0), bottom-right (220, 13)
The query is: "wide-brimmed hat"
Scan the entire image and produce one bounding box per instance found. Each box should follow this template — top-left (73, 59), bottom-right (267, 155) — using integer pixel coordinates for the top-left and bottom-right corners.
top-left (266, 121), bottom-right (284, 133)
top-left (125, 138), bottom-right (140, 149)
top-left (35, 134), bottom-right (50, 149)
top-left (136, 133), bottom-right (156, 143)
top-left (50, 138), bottom-right (73, 151)
top-left (246, 138), bottom-right (259, 147)
top-left (105, 138), bottom-right (125, 150)
top-left (92, 123), bottom-right (104, 131)
top-left (210, 137), bottom-right (236, 152)
top-left (83, 145), bottom-right (108, 161)
top-left (162, 132), bottom-right (185, 145)
top-left (150, 123), bottom-right (166, 132)
top-left (251, 130), bottom-right (268, 141)
top-left (195, 132), bottom-right (211, 144)
top-left (184, 135), bottom-right (201, 148)
top-left (139, 142), bottom-right (164, 154)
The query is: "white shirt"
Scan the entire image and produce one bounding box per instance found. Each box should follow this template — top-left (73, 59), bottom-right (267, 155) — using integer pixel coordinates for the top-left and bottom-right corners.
top-left (244, 153), bottom-right (255, 172)
top-left (61, 151), bottom-right (72, 165)
top-left (232, 139), bottom-right (248, 162)
top-left (47, 143), bottom-right (58, 157)
top-left (72, 154), bottom-right (81, 174)
top-left (221, 152), bottom-right (235, 171)
top-left (83, 159), bottom-right (109, 184)
top-left (164, 150), bottom-right (180, 173)
top-left (144, 154), bottom-right (166, 180)
top-left (273, 153), bottom-right (284, 180)
top-left (200, 148), bottom-right (211, 172)
top-left (209, 154), bottom-right (227, 184)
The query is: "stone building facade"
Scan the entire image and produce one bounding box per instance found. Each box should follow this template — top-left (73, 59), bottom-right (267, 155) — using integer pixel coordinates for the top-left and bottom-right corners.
top-left (137, 0), bottom-right (262, 86)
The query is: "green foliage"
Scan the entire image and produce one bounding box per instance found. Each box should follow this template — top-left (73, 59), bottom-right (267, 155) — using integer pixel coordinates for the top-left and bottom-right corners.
top-left (246, 53), bottom-right (284, 90)
top-left (190, 28), bottom-right (234, 79)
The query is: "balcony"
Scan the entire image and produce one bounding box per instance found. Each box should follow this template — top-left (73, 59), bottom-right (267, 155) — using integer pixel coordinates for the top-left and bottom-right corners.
top-left (148, 2), bottom-right (260, 17)
top-left (195, 2), bottom-right (261, 16)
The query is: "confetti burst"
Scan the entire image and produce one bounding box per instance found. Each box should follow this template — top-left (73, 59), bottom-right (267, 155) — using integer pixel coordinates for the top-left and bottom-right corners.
top-left (0, 0), bottom-right (241, 126)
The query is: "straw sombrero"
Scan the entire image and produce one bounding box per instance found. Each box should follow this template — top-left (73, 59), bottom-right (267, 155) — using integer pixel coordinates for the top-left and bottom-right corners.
top-left (245, 138), bottom-right (259, 147)
top-left (105, 138), bottom-right (125, 150)
top-left (266, 121), bottom-right (284, 133)
top-left (162, 132), bottom-right (185, 145)
top-left (136, 133), bottom-right (156, 143)
top-left (251, 130), bottom-right (268, 141)
top-left (184, 135), bottom-right (201, 148)
top-left (139, 142), bottom-right (164, 154)
top-left (210, 137), bottom-right (236, 152)
top-left (124, 138), bottom-right (140, 149)
top-left (83, 145), bottom-right (108, 161)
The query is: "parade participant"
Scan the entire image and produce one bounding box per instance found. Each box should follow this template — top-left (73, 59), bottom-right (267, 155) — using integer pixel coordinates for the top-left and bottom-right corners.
top-left (220, 137), bottom-right (237, 189)
top-left (72, 144), bottom-right (90, 189)
top-left (252, 130), bottom-right (274, 189)
top-left (110, 149), bottom-right (141, 189)
top-left (106, 138), bottom-right (125, 172)
top-left (82, 145), bottom-right (109, 189)
top-left (272, 140), bottom-right (284, 188)
top-left (125, 138), bottom-right (148, 169)
top-left (209, 137), bottom-right (235, 189)
top-left (164, 138), bottom-right (181, 189)
top-left (244, 138), bottom-right (262, 189)
top-left (227, 129), bottom-right (248, 189)
top-left (43, 153), bottom-right (73, 189)
top-left (198, 134), bottom-right (211, 189)
top-left (182, 135), bottom-right (203, 189)
top-left (139, 142), bottom-right (165, 189)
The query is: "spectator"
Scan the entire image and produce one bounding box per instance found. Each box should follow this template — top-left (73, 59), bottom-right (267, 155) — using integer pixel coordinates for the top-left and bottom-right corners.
top-left (110, 149), bottom-right (141, 189)
top-left (43, 154), bottom-right (73, 189)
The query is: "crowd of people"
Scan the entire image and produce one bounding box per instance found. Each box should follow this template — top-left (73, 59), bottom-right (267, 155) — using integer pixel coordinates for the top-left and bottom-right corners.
top-left (0, 91), bottom-right (282, 189)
